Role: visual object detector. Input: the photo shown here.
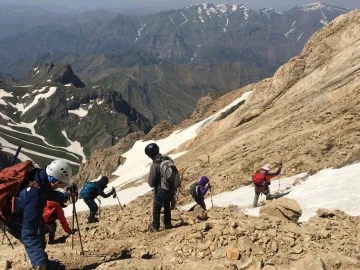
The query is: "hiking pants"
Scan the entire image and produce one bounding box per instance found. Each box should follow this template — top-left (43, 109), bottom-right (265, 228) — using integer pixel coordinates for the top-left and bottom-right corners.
top-left (152, 189), bottom-right (175, 230)
top-left (196, 199), bottom-right (207, 210)
top-left (84, 199), bottom-right (98, 221)
top-left (45, 221), bottom-right (57, 242)
top-left (253, 185), bottom-right (271, 207)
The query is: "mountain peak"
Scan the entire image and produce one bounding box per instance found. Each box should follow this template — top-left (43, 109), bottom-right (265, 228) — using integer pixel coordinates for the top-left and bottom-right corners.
top-left (24, 62), bottom-right (85, 88)
top-left (300, 2), bottom-right (349, 12)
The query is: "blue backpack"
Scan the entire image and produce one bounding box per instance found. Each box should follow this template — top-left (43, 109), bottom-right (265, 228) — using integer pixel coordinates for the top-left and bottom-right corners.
top-left (80, 182), bottom-right (97, 200)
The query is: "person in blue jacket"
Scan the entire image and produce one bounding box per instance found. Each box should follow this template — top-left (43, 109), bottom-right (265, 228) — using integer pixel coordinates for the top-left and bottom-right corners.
top-left (82, 176), bottom-right (116, 223)
top-left (4, 160), bottom-right (72, 270)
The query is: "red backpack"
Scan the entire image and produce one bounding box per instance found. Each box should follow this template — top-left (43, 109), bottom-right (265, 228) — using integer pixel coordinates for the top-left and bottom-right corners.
top-left (0, 160), bottom-right (35, 222)
top-left (252, 170), bottom-right (266, 185)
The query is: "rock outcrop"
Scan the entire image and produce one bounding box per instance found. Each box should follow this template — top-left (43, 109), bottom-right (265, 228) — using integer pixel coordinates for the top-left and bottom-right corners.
top-left (260, 198), bottom-right (302, 223)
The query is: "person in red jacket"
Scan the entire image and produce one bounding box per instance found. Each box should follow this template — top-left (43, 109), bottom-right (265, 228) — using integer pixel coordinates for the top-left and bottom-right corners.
top-left (253, 163), bottom-right (282, 207)
top-left (42, 200), bottom-right (75, 244)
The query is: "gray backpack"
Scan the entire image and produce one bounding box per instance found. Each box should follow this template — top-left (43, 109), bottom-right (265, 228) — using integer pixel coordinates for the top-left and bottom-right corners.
top-left (157, 157), bottom-right (181, 190)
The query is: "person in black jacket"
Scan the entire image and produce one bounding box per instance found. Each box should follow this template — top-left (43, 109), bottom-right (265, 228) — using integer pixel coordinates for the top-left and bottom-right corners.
top-left (145, 143), bottom-right (175, 232)
top-left (83, 176), bottom-right (115, 223)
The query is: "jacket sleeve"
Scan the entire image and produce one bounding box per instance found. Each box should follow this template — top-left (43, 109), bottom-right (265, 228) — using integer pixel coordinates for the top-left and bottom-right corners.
top-left (55, 203), bottom-right (72, 234)
top-left (198, 185), bottom-right (209, 196)
top-left (148, 163), bottom-right (159, 188)
top-left (97, 186), bottom-right (115, 198)
top-left (265, 167), bottom-right (281, 182)
top-left (21, 188), bottom-right (48, 268)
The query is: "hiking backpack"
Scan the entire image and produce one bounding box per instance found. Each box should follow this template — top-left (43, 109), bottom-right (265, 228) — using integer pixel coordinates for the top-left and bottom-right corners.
top-left (79, 182), bottom-right (97, 200)
top-left (189, 183), bottom-right (200, 201)
top-left (157, 157), bottom-right (181, 190)
top-left (0, 160), bottom-right (35, 222)
top-left (252, 170), bottom-right (266, 185)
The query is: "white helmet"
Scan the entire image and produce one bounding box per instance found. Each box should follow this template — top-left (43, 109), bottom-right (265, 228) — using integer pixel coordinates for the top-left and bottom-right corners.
top-left (46, 160), bottom-right (72, 184)
top-left (262, 164), bottom-right (271, 171)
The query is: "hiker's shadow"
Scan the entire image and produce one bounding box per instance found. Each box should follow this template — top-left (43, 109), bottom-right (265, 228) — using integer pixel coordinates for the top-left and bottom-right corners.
top-left (69, 249), bottom-right (132, 270)
top-left (271, 191), bottom-right (291, 200)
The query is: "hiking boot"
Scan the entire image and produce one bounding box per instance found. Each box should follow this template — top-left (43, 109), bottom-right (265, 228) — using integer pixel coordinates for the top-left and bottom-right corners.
top-left (148, 224), bottom-right (159, 233)
top-left (164, 223), bottom-right (173, 230)
top-left (48, 235), bottom-right (55, 245)
top-left (87, 217), bottom-right (99, 224)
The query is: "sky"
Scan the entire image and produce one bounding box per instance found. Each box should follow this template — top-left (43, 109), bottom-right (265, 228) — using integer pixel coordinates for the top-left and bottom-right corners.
top-left (1, 0), bottom-right (360, 13)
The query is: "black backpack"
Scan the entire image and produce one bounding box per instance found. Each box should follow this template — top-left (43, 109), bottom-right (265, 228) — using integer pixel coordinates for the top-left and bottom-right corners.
top-left (189, 183), bottom-right (200, 201)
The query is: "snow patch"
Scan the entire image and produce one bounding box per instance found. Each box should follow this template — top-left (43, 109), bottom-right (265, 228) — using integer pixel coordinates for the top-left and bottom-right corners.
top-left (297, 32), bottom-right (304, 40)
top-left (15, 85), bottom-right (34, 88)
top-left (0, 89), bottom-right (13, 105)
top-left (135, 23), bottom-right (146, 42)
top-left (179, 11), bottom-right (188, 27)
top-left (216, 3), bottom-right (228, 13)
top-left (32, 86), bottom-right (48, 94)
top-left (61, 130), bottom-right (86, 162)
top-left (285, 28), bottom-right (296, 38)
top-left (198, 6), bottom-right (204, 23)
top-left (96, 98), bottom-right (104, 105)
top-left (320, 11), bottom-right (328, 25)
top-left (230, 4), bottom-right (238, 14)
top-left (168, 15), bottom-right (176, 26)
top-left (22, 87), bottom-right (57, 114)
top-left (300, 2), bottom-right (348, 12)
top-left (68, 104), bottom-right (91, 118)
top-left (64, 83), bottom-right (72, 87)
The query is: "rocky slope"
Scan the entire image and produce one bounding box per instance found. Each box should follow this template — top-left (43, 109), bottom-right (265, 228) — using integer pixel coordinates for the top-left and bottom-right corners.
top-left (1, 197), bottom-right (360, 269)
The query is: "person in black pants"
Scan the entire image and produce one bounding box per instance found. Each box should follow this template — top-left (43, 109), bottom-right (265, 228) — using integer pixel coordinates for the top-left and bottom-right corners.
top-left (83, 176), bottom-right (116, 223)
top-left (145, 143), bottom-right (175, 232)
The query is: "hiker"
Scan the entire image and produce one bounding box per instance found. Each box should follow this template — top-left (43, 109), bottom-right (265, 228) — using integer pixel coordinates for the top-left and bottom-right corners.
top-left (42, 199), bottom-right (76, 244)
top-left (189, 176), bottom-right (211, 210)
top-left (145, 143), bottom-right (178, 232)
top-left (80, 176), bottom-right (116, 223)
top-left (252, 163), bottom-right (282, 207)
top-left (3, 159), bottom-right (72, 270)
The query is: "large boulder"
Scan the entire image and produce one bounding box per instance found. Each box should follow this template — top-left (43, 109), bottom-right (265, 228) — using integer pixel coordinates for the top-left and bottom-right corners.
top-left (260, 198), bottom-right (302, 223)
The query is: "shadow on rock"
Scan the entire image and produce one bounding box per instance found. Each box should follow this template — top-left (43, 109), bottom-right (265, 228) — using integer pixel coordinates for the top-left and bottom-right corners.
top-left (69, 249), bottom-right (132, 270)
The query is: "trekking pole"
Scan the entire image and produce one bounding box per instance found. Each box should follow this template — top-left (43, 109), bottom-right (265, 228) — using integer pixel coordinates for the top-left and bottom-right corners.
top-left (10, 144), bottom-right (22, 166)
top-left (1, 222), bottom-right (14, 249)
top-left (67, 184), bottom-right (84, 255)
top-left (209, 187), bottom-right (214, 209)
top-left (97, 197), bottom-right (101, 219)
top-left (115, 192), bottom-right (124, 211)
top-left (114, 190), bottom-right (123, 211)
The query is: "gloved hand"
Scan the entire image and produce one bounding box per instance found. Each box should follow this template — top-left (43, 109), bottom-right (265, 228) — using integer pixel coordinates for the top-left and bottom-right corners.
top-left (112, 193), bottom-right (116, 198)
top-left (208, 183), bottom-right (211, 189)
top-left (112, 187), bottom-right (116, 197)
